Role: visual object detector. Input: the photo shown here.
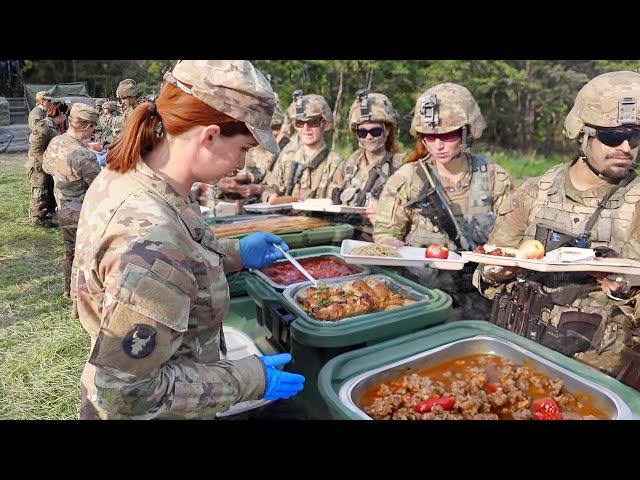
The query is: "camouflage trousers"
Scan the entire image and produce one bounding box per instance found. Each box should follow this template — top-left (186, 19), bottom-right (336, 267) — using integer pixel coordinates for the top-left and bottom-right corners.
top-left (26, 157), bottom-right (56, 221)
top-left (59, 208), bottom-right (80, 295)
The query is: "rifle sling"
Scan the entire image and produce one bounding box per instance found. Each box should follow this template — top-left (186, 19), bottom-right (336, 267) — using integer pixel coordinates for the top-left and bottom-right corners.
top-left (284, 145), bottom-right (330, 197)
top-left (353, 151), bottom-right (394, 207)
top-left (582, 169), bottom-right (637, 239)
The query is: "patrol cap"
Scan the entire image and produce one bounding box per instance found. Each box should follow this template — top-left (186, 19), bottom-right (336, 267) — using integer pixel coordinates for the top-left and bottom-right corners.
top-left (564, 71), bottom-right (640, 139)
top-left (116, 79), bottom-right (137, 98)
top-left (102, 101), bottom-right (117, 112)
top-left (70, 103), bottom-right (99, 123)
top-left (291, 92), bottom-right (333, 124)
top-left (95, 98), bottom-right (106, 108)
top-left (165, 60), bottom-right (279, 155)
top-left (36, 91), bottom-right (52, 101)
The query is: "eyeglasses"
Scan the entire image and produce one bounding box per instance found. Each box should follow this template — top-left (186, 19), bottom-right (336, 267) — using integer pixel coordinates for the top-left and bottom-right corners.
top-left (295, 117), bottom-right (323, 128)
top-left (356, 127), bottom-right (384, 138)
top-left (422, 129), bottom-right (462, 143)
top-left (595, 127), bottom-right (640, 149)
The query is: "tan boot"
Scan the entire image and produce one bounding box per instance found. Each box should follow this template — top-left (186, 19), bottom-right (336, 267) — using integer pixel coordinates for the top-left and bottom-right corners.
top-left (71, 300), bottom-right (78, 319)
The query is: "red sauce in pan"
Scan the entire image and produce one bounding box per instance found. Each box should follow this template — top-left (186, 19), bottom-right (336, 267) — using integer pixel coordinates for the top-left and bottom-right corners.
top-left (259, 258), bottom-right (359, 285)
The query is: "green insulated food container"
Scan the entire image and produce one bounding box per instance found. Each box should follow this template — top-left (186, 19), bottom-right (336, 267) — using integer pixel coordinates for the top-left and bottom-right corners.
top-left (318, 320), bottom-right (640, 420)
top-left (244, 250), bottom-right (452, 418)
top-left (205, 215), bottom-right (354, 249)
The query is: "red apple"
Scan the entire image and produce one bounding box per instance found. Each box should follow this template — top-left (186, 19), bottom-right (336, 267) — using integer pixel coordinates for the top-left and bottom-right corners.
top-left (518, 239), bottom-right (545, 260)
top-left (425, 243), bottom-right (449, 259)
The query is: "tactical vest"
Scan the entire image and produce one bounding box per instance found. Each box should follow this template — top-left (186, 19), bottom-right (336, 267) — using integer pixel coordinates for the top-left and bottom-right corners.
top-left (523, 164), bottom-right (640, 257)
top-left (339, 150), bottom-right (398, 207)
top-left (284, 146), bottom-right (330, 198)
top-left (406, 155), bottom-right (495, 250)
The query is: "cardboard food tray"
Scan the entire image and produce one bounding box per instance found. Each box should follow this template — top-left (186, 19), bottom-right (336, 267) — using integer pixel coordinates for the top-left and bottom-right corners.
top-left (243, 202), bottom-right (293, 213)
top-left (292, 201), bottom-right (367, 214)
top-left (462, 251), bottom-right (640, 274)
top-left (340, 239), bottom-right (466, 270)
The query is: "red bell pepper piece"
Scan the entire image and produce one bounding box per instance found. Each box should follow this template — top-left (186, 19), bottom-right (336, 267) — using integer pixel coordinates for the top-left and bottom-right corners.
top-left (413, 396), bottom-right (456, 414)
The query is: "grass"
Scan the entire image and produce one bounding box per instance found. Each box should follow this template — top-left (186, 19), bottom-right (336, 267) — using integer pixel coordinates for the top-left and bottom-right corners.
top-left (0, 153), bottom-right (88, 420)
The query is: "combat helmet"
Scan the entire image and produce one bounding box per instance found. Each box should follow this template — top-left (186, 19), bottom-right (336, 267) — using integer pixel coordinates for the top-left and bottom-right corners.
top-left (271, 92), bottom-right (284, 128)
top-left (410, 83), bottom-right (486, 150)
top-left (348, 89), bottom-right (398, 129)
top-left (290, 90), bottom-right (333, 125)
top-left (564, 71), bottom-right (640, 178)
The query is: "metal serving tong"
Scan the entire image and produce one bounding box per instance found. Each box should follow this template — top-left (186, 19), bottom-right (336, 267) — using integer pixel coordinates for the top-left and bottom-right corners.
top-left (272, 243), bottom-right (318, 286)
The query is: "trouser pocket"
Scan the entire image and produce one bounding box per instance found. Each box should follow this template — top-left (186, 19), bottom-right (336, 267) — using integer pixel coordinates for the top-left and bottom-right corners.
top-left (616, 343), bottom-right (640, 392)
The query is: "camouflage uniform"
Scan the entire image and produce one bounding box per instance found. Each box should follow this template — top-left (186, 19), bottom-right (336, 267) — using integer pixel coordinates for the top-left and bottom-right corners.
top-left (262, 93), bottom-right (343, 201)
top-left (94, 101), bottom-right (119, 144)
top-left (26, 116), bottom-right (59, 222)
top-left (28, 91), bottom-right (51, 130)
top-left (373, 83), bottom-right (514, 320)
top-left (74, 60), bottom-right (279, 419)
top-left (111, 79), bottom-right (138, 138)
top-left (476, 71), bottom-right (640, 391)
top-left (43, 104), bottom-right (101, 295)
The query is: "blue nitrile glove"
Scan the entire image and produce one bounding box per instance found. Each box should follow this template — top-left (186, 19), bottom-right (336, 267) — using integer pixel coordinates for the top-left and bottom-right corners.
top-left (239, 232), bottom-right (289, 269)
top-left (96, 146), bottom-right (108, 168)
top-left (259, 353), bottom-right (305, 401)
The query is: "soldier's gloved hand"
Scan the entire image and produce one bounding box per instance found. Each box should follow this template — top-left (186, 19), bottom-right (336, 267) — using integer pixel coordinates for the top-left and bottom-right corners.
top-left (259, 353), bottom-right (305, 401)
top-left (481, 264), bottom-right (520, 284)
top-left (239, 232), bottom-right (289, 269)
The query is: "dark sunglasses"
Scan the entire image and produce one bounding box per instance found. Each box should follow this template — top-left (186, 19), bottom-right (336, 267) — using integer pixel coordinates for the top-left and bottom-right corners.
top-left (422, 129), bottom-right (462, 143)
top-left (595, 127), bottom-right (640, 148)
top-left (295, 117), bottom-right (323, 128)
top-left (356, 126), bottom-right (384, 138)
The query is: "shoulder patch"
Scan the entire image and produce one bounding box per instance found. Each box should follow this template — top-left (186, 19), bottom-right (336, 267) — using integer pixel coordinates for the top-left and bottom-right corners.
top-left (122, 324), bottom-right (157, 358)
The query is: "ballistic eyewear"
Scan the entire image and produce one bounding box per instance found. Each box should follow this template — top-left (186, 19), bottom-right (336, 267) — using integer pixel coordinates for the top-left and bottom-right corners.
top-left (594, 126), bottom-right (640, 149)
top-left (295, 117), bottom-right (323, 128)
top-left (422, 129), bottom-right (462, 143)
top-left (356, 126), bottom-right (384, 138)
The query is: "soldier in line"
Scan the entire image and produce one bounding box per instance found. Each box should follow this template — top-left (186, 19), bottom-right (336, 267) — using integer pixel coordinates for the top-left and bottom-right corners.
top-left (26, 101), bottom-right (68, 226)
top-left (476, 71), bottom-right (640, 392)
top-left (72, 60), bottom-right (304, 419)
top-left (262, 92), bottom-right (343, 203)
top-left (42, 103), bottom-right (102, 298)
top-left (110, 78), bottom-right (137, 138)
top-left (329, 90), bottom-right (406, 240)
top-left (28, 91), bottom-right (52, 130)
top-left (94, 98), bottom-right (106, 112)
top-left (373, 83), bottom-right (514, 321)
top-left (93, 100), bottom-right (119, 144)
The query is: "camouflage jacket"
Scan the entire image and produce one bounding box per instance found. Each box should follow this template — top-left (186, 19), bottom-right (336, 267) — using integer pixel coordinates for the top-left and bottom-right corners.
top-left (373, 154), bottom-right (513, 250)
top-left (93, 112), bottom-right (119, 143)
top-left (244, 145), bottom-right (277, 185)
top-left (474, 162), bottom-right (640, 379)
top-left (330, 149), bottom-right (406, 206)
top-left (73, 160), bottom-right (265, 419)
top-left (28, 117), bottom-right (59, 162)
top-left (28, 105), bottom-right (46, 130)
top-left (42, 133), bottom-right (101, 223)
top-left (111, 106), bottom-right (135, 138)
top-left (262, 143), bottom-right (343, 202)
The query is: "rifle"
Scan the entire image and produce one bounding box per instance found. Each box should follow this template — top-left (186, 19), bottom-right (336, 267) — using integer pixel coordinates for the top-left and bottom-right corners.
top-left (406, 159), bottom-right (473, 250)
